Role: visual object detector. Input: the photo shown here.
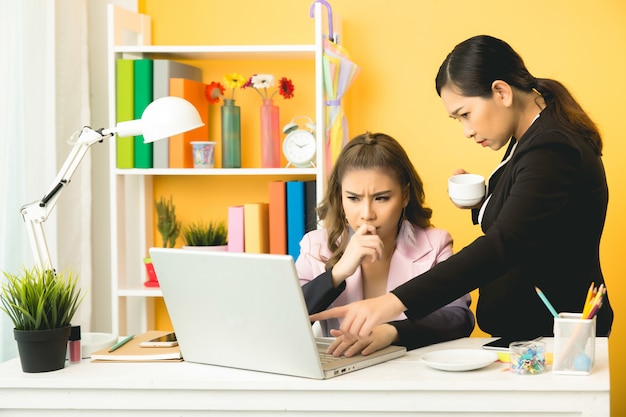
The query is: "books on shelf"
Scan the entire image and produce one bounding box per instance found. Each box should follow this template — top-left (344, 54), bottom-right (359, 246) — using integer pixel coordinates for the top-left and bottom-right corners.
top-left (115, 59), bottom-right (135, 168)
top-left (228, 180), bottom-right (314, 257)
top-left (168, 78), bottom-right (209, 168)
top-left (152, 60), bottom-right (203, 168)
top-left (90, 330), bottom-right (182, 362)
top-left (116, 58), bottom-right (205, 169)
top-left (133, 59), bottom-right (154, 168)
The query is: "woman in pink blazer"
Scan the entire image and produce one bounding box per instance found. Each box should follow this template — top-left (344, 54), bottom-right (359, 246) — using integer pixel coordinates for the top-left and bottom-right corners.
top-left (296, 133), bottom-right (474, 357)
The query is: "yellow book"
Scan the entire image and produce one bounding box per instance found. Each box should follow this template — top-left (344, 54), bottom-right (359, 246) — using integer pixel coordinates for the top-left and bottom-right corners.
top-left (244, 203), bottom-right (269, 254)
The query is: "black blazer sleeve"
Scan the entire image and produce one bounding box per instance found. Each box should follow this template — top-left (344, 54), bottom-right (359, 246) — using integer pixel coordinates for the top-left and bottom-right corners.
top-left (301, 269), bottom-right (346, 315)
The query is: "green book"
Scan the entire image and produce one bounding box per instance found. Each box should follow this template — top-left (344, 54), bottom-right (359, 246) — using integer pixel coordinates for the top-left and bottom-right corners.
top-left (115, 59), bottom-right (134, 168)
top-left (133, 59), bottom-right (154, 168)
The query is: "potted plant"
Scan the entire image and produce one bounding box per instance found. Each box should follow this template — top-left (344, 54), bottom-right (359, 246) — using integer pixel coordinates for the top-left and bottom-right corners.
top-left (155, 195), bottom-right (181, 248)
top-left (182, 219), bottom-right (228, 251)
top-left (144, 196), bottom-right (182, 287)
top-left (0, 266), bottom-right (85, 373)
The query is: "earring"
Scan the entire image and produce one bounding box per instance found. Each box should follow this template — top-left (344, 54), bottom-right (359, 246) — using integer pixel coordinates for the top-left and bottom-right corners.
top-left (397, 206), bottom-right (407, 230)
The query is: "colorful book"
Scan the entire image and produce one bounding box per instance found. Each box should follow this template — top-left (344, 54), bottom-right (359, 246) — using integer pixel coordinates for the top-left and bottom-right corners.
top-left (244, 203), bottom-right (269, 254)
top-left (133, 59), bottom-right (154, 168)
top-left (268, 181), bottom-right (287, 254)
top-left (227, 205), bottom-right (245, 253)
top-left (286, 181), bottom-right (306, 260)
top-left (152, 60), bottom-right (203, 168)
top-left (115, 59), bottom-right (134, 168)
top-left (304, 180), bottom-right (317, 233)
top-left (168, 78), bottom-right (209, 168)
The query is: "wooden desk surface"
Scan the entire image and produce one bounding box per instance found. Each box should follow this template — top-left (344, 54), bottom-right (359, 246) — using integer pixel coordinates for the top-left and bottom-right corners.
top-left (0, 338), bottom-right (609, 416)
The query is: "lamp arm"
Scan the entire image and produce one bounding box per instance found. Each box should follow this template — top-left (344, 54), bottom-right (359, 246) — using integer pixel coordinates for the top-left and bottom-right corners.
top-left (20, 126), bottom-right (113, 270)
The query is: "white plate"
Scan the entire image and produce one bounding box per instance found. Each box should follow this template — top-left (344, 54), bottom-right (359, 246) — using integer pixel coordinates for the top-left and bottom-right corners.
top-left (420, 349), bottom-right (499, 371)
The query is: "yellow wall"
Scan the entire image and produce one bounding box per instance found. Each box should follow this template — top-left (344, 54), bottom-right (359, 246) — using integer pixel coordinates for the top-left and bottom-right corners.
top-left (140, 1), bottom-right (626, 414)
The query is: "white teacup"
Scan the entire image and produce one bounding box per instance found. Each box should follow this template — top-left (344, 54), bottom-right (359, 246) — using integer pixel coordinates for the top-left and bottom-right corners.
top-left (448, 174), bottom-right (486, 207)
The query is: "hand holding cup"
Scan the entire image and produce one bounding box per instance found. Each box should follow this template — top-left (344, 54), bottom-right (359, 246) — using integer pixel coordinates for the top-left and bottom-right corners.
top-left (448, 174), bottom-right (486, 208)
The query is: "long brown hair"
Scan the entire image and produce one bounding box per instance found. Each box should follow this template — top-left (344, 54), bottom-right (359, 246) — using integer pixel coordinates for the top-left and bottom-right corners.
top-left (317, 132), bottom-right (432, 269)
top-left (435, 35), bottom-right (602, 155)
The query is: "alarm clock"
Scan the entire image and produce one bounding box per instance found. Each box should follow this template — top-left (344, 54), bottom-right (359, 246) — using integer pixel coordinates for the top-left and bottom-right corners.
top-left (282, 116), bottom-right (316, 168)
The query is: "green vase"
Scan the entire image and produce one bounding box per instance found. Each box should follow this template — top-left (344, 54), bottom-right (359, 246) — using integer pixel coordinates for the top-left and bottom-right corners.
top-left (221, 99), bottom-right (241, 168)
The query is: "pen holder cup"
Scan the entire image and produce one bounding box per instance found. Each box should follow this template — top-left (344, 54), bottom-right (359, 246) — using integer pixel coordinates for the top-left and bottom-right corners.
top-left (191, 141), bottom-right (216, 168)
top-left (553, 313), bottom-right (596, 375)
top-left (509, 340), bottom-right (547, 375)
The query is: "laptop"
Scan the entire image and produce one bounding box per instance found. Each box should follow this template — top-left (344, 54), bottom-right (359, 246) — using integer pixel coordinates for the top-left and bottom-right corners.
top-left (149, 248), bottom-right (406, 379)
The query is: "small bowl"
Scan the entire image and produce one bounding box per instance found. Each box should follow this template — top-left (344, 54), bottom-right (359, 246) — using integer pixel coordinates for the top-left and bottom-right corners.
top-left (81, 332), bottom-right (118, 358)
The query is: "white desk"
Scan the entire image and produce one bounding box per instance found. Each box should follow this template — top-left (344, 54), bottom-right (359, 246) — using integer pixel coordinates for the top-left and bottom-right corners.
top-left (0, 338), bottom-right (609, 416)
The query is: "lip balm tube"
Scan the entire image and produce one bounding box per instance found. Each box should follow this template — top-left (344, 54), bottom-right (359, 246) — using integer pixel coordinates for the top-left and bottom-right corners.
top-left (68, 325), bottom-right (81, 364)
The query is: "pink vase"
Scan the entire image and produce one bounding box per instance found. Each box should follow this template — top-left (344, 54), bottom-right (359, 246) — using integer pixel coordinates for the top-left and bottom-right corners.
top-left (260, 99), bottom-right (281, 168)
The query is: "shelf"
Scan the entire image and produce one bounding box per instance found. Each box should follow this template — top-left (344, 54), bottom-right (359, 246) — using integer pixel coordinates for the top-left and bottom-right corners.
top-left (108, 3), bottom-right (327, 336)
top-left (115, 167), bottom-right (319, 176)
top-left (114, 45), bottom-right (316, 61)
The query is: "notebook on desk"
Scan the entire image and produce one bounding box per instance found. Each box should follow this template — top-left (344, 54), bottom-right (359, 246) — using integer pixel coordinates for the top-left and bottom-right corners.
top-left (149, 248), bottom-right (406, 379)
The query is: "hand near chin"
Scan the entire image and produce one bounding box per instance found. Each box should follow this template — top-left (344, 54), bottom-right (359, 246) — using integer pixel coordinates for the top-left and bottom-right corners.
top-left (327, 324), bottom-right (398, 357)
top-left (332, 224), bottom-right (383, 284)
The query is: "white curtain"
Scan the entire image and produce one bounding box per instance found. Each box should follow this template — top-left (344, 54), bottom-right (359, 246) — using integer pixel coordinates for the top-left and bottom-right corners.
top-left (0, 0), bottom-right (92, 362)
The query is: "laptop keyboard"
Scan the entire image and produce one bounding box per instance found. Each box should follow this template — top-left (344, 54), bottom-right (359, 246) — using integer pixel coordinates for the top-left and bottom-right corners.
top-left (318, 352), bottom-right (342, 364)
top-left (316, 338), bottom-right (347, 363)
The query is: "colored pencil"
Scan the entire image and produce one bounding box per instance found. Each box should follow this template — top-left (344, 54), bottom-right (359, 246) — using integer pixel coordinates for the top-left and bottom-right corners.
top-left (581, 282), bottom-right (594, 317)
top-left (584, 285), bottom-right (605, 319)
top-left (534, 287), bottom-right (559, 318)
top-left (108, 334), bottom-right (134, 352)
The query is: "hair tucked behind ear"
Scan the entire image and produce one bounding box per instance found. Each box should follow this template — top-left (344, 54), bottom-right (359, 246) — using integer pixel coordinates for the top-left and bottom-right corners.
top-left (317, 132), bottom-right (432, 270)
top-left (435, 35), bottom-right (602, 155)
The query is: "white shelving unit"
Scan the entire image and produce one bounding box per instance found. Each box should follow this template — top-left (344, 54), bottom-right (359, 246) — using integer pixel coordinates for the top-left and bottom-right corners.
top-left (106, 4), bottom-right (331, 336)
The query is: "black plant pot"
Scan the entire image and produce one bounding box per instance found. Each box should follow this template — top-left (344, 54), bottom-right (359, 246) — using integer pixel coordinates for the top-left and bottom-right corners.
top-left (14, 325), bottom-right (71, 373)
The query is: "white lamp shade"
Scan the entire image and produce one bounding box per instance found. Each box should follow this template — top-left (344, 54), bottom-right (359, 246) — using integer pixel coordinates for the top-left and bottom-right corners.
top-left (114, 96), bottom-right (204, 142)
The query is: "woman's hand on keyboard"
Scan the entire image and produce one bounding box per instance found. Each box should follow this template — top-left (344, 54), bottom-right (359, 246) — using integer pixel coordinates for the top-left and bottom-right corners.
top-left (327, 324), bottom-right (398, 357)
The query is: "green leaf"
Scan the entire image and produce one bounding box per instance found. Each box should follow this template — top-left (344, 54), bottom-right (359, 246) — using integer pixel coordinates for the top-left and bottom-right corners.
top-left (0, 266), bottom-right (85, 330)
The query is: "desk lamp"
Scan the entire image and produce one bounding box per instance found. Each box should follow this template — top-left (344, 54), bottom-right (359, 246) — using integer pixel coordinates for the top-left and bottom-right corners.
top-left (20, 96), bottom-right (203, 272)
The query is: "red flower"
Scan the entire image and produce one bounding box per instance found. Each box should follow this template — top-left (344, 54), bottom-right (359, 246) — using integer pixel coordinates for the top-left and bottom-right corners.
top-left (278, 77), bottom-right (295, 99)
top-left (205, 82), bottom-right (225, 104)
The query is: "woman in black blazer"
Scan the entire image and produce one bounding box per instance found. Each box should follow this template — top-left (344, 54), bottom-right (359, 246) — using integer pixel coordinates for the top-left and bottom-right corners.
top-left (311, 35), bottom-right (614, 341)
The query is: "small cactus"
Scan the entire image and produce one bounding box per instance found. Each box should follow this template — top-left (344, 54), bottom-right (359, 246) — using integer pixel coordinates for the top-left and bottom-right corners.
top-left (155, 196), bottom-right (181, 248)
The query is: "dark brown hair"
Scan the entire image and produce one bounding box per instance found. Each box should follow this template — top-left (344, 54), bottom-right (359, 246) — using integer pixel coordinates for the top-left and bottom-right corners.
top-left (435, 35), bottom-right (602, 155)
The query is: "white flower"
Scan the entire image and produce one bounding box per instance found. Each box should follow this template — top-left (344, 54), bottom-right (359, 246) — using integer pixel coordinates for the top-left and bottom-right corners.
top-left (251, 74), bottom-right (275, 90)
